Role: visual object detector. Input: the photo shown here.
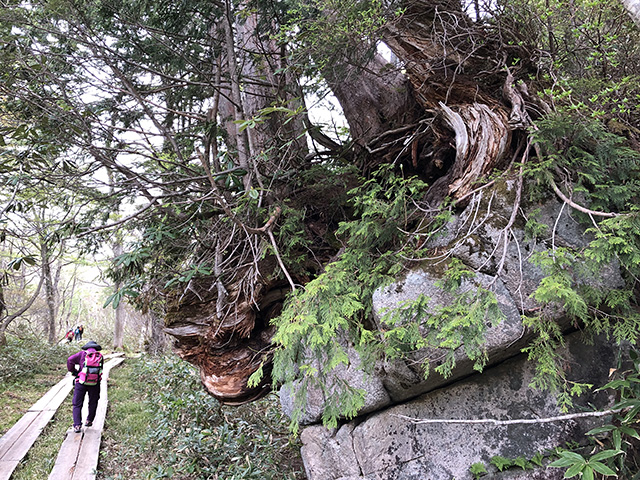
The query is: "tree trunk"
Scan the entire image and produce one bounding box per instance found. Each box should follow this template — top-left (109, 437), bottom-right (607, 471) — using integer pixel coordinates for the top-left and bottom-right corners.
top-left (0, 283), bottom-right (6, 346)
top-left (61, 273), bottom-right (78, 332)
top-left (166, 1), bottom-right (311, 404)
top-left (41, 240), bottom-right (57, 344)
top-left (236, 10), bottom-right (309, 170)
top-left (114, 296), bottom-right (124, 349)
top-left (222, 0), bottom-right (252, 190)
top-left (0, 275), bottom-right (45, 347)
top-left (325, 52), bottom-right (422, 149)
top-left (113, 242), bottom-right (125, 350)
top-left (165, 0), bottom-right (522, 405)
top-left (0, 322), bottom-right (7, 348)
top-left (145, 310), bottom-right (166, 355)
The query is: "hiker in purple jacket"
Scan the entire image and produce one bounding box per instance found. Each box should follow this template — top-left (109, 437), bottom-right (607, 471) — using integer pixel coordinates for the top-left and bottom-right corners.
top-left (67, 340), bottom-right (103, 433)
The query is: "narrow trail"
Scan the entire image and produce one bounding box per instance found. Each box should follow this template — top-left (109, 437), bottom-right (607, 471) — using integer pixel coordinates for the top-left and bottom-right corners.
top-left (0, 355), bottom-right (125, 480)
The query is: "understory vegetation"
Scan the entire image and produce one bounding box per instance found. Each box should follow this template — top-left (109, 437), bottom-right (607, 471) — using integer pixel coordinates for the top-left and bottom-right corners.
top-left (0, 336), bottom-right (72, 435)
top-left (100, 356), bottom-right (304, 480)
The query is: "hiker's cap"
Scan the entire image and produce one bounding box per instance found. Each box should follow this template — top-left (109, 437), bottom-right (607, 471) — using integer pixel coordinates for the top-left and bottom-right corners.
top-left (81, 340), bottom-right (102, 351)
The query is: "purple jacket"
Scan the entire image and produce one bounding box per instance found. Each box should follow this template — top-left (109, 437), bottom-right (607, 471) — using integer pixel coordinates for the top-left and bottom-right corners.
top-left (67, 349), bottom-right (94, 375)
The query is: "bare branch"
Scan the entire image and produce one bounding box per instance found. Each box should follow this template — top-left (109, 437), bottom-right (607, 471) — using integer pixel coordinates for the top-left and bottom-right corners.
top-left (1, 273), bottom-right (45, 327)
top-left (393, 408), bottom-right (620, 426)
top-left (549, 176), bottom-right (619, 218)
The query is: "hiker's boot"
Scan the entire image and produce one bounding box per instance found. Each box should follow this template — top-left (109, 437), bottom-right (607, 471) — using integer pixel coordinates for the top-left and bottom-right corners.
top-left (85, 421), bottom-right (93, 427)
top-left (73, 425), bottom-right (82, 433)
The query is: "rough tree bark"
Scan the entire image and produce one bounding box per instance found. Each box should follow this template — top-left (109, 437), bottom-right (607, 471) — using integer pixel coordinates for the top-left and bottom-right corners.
top-left (380, 0), bottom-right (516, 202)
top-left (145, 310), bottom-right (166, 355)
top-left (165, 3), bottom-right (309, 404)
top-left (113, 278), bottom-right (125, 349)
top-left (222, 0), bottom-right (253, 191)
top-left (0, 285), bottom-right (6, 347)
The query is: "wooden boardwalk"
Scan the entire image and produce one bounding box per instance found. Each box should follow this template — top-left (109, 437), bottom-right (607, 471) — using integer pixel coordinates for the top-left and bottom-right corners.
top-left (0, 376), bottom-right (74, 480)
top-left (48, 357), bottom-right (124, 480)
top-left (0, 355), bottom-right (124, 480)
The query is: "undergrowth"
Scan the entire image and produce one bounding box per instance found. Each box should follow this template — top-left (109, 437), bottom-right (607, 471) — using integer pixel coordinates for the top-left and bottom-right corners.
top-left (0, 336), bottom-right (73, 435)
top-left (0, 336), bottom-right (72, 384)
top-left (101, 355), bottom-right (304, 480)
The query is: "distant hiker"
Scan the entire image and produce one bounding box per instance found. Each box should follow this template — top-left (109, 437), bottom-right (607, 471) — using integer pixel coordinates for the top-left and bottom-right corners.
top-left (67, 340), bottom-right (104, 433)
top-left (74, 326), bottom-right (81, 341)
top-left (65, 329), bottom-right (74, 343)
top-left (77, 325), bottom-right (84, 341)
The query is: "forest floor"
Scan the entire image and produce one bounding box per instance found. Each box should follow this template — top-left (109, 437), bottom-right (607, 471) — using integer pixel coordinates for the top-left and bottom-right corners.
top-left (0, 339), bottom-right (305, 480)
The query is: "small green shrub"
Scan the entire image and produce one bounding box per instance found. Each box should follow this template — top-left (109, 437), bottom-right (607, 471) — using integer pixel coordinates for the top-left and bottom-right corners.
top-left (545, 349), bottom-right (640, 479)
top-left (490, 455), bottom-right (513, 472)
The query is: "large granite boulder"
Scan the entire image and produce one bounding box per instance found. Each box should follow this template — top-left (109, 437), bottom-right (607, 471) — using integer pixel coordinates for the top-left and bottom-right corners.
top-left (300, 332), bottom-right (618, 480)
top-left (282, 180), bottom-right (626, 480)
top-left (281, 180), bottom-right (622, 423)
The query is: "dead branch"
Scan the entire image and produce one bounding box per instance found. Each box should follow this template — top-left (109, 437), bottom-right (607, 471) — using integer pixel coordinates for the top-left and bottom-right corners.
top-left (268, 229), bottom-right (297, 292)
top-left (502, 70), bottom-right (530, 129)
top-left (549, 176), bottom-right (618, 218)
top-left (494, 141), bottom-right (528, 278)
top-left (75, 200), bottom-right (158, 237)
top-left (393, 408), bottom-right (620, 426)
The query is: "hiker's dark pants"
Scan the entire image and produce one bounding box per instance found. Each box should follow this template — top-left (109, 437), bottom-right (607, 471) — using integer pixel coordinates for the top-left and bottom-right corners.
top-left (72, 380), bottom-right (100, 427)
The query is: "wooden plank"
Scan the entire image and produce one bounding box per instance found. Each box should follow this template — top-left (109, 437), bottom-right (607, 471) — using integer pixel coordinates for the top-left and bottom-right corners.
top-left (48, 357), bottom-right (124, 480)
top-left (0, 460), bottom-right (20, 480)
top-left (30, 376), bottom-right (75, 412)
top-left (2, 410), bottom-right (57, 461)
top-left (105, 357), bottom-right (125, 371)
top-left (42, 379), bottom-right (75, 412)
top-left (0, 371), bottom-right (75, 480)
top-left (47, 429), bottom-right (83, 480)
top-left (103, 352), bottom-right (125, 359)
top-left (71, 429), bottom-right (101, 479)
top-left (28, 378), bottom-right (66, 412)
top-left (0, 411), bottom-right (39, 460)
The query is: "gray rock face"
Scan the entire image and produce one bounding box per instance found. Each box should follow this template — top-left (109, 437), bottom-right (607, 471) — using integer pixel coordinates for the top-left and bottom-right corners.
top-left (372, 270), bottom-right (531, 403)
top-left (280, 343), bottom-right (392, 425)
top-left (285, 180), bottom-right (626, 480)
top-left (300, 332), bottom-right (618, 480)
top-left (281, 181), bottom-right (623, 424)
